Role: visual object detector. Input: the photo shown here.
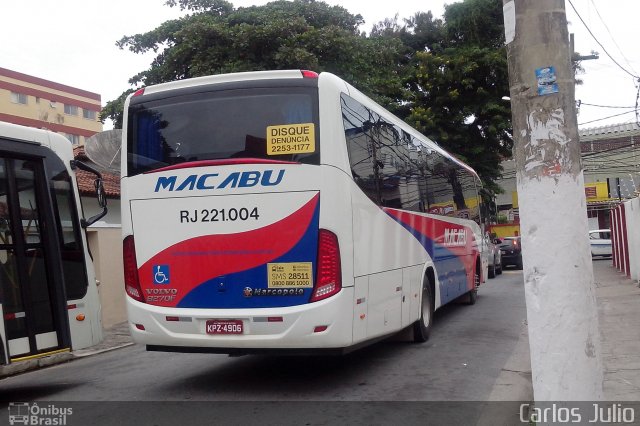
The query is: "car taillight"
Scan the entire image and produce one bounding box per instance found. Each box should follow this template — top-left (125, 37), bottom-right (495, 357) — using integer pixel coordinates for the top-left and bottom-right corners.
top-left (123, 235), bottom-right (145, 303)
top-left (310, 229), bottom-right (341, 302)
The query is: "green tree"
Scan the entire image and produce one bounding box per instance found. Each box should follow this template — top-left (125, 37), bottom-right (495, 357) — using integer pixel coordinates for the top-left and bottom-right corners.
top-left (104, 0), bottom-right (405, 127)
top-left (401, 0), bottom-right (512, 193)
top-left (99, 89), bottom-right (135, 130)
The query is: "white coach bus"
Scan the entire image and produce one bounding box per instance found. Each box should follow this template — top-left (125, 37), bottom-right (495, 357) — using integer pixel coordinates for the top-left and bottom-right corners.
top-left (121, 70), bottom-right (487, 354)
top-left (0, 122), bottom-right (106, 365)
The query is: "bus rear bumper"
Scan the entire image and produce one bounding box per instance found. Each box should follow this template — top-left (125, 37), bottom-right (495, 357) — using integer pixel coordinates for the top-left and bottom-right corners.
top-left (126, 287), bottom-right (355, 351)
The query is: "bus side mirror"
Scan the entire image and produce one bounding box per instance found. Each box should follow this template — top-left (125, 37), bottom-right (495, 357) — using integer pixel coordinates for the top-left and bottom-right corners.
top-left (71, 160), bottom-right (108, 228)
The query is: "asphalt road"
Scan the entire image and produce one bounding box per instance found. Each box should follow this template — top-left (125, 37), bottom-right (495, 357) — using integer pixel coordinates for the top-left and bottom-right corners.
top-left (0, 268), bottom-right (528, 425)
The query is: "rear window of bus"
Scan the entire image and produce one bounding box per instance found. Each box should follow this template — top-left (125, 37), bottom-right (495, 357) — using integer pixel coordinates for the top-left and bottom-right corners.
top-left (126, 85), bottom-right (320, 176)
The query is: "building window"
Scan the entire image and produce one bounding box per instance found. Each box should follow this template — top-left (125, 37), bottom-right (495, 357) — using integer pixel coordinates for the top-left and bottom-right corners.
top-left (64, 133), bottom-right (80, 145)
top-left (83, 109), bottom-right (96, 120)
top-left (64, 104), bottom-right (78, 115)
top-left (10, 92), bottom-right (27, 105)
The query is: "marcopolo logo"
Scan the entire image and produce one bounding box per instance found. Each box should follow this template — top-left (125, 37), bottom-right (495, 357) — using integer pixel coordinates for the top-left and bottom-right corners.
top-left (154, 169), bottom-right (286, 192)
top-left (8, 402), bottom-right (73, 425)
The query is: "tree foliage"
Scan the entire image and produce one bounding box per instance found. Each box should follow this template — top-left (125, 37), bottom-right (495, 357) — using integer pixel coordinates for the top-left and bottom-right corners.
top-left (111, 0), bottom-right (404, 117)
top-left (400, 0), bottom-right (512, 193)
top-left (104, 0), bottom-right (512, 191)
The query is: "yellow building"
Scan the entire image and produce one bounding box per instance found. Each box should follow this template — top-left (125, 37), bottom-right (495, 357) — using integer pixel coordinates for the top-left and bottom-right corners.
top-left (0, 67), bottom-right (102, 145)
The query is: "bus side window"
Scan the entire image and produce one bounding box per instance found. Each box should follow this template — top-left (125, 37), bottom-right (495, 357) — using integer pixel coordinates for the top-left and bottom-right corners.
top-left (341, 93), bottom-right (425, 213)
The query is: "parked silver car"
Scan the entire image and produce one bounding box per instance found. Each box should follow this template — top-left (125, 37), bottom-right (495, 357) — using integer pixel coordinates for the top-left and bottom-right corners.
top-left (486, 237), bottom-right (503, 278)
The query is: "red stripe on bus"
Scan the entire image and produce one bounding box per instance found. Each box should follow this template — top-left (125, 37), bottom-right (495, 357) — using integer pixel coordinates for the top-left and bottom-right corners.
top-left (384, 208), bottom-right (479, 285)
top-left (138, 194), bottom-right (319, 307)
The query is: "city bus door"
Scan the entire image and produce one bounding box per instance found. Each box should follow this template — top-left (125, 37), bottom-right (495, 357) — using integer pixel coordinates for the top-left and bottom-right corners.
top-left (0, 156), bottom-right (70, 363)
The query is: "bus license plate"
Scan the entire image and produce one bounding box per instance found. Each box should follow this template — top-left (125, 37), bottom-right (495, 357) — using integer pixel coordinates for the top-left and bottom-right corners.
top-left (206, 319), bottom-right (243, 335)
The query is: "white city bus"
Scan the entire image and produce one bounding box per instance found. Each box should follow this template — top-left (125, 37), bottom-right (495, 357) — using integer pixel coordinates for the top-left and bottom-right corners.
top-left (122, 70), bottom-right (487, 354)
top-left (0, 122), bottom-right (106, 365)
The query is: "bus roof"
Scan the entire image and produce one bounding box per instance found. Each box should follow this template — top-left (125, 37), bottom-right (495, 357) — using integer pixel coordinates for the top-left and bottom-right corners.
top-left (0, 121), bottom-right (75, 163)
top-left (0, 121), bottom-right (48, 146)
top-left (135, 70), bottom-right (310, 97)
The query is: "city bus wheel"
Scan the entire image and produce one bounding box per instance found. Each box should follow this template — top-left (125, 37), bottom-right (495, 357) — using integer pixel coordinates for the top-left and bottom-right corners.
top-left (413, 281), bottom-right (433, 343)
top-left (466, 268), bottom-right (479, 305)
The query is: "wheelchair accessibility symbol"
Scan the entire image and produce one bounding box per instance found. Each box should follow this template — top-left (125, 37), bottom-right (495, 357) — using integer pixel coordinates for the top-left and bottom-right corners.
top-left (153, 265), bottom-right (170, 284)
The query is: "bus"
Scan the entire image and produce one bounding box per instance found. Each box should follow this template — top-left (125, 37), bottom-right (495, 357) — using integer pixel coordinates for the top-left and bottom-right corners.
top-left (0, 122), bottom-right (106, 365)
top-left (122, 70), bottom-right (488, 354)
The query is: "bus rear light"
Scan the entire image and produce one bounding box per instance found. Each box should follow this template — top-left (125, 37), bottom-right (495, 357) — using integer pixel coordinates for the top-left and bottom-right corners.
top-left (135, 323), bottom-right (146, 331)
top-left (123, 235), bottom-right (146, 303)
top-left (310, 229), bottom-right (341, 302)
top-left (313, 325), bottom-right (328, 333)
top-left (76, 314), bottom-right (86, 321)
top-left (301, 70), bottom-right (319, 78)
top-left (166, 316), bottom-right (179, 322)
top-left (267, 317), bottom-right (283, 322)
top-left (133, 88), bottom-right (145, 97)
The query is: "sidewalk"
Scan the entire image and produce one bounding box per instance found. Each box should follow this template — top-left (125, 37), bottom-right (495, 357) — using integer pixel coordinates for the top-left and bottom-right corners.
top-left (594, 259), bottom-right (640, 400)
top-left (0, 322), bottom-right (133, 378)
top-left (481, 258), bottom-right (640, 404)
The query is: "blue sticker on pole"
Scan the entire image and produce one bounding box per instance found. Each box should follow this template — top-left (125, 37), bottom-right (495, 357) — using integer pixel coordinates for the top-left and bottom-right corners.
top-left (535, 66), bottom-right (559, 96)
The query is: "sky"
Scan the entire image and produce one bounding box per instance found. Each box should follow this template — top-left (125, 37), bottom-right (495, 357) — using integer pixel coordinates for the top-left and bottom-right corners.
top-left (1, 0), bottom-right (638, 130)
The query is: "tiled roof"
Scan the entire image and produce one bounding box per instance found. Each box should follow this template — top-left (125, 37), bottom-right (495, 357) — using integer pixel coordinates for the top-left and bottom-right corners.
top-left (579, 122), bottom-right (640, 142)
top-left (578, 121), bottom-right (640, 154)
top-left (73, 146), bottom-right (120, 198)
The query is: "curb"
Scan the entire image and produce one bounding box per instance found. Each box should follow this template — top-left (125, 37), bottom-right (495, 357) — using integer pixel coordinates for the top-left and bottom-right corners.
top-left (0, 341), bottom-right (134, 380)
top-left (0, 352), bottom-right (74, 379)
top-left (72, 342), bottom-right (135, 358)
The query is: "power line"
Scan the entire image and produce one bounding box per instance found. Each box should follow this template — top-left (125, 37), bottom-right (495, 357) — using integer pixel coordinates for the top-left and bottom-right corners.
top-left (579, 102), bottom-right (637, 109)
top-left (567, 0), bottom-right (640, 80)
top-left (578, 110), bottom-right (637, 126)
top-left (587, 0), bottom-right (639, 76)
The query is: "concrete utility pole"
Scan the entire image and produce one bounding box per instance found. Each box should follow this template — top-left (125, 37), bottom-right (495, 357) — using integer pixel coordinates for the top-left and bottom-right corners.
top-left (502, 0), bottom-right (603, 400)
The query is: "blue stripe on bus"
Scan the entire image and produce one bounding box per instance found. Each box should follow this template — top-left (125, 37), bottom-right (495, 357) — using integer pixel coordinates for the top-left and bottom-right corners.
top-left (385, 213), bottom-right (470, 305)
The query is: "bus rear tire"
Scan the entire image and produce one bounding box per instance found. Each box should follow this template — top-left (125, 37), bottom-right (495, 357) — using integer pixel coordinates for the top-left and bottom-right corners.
top-left (466, 266), bottom-right (480, 305)
top-left (413, 281), bottom-right (433, 343)
top-left (467, 288), bottom-right (477, 305)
